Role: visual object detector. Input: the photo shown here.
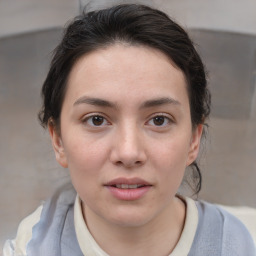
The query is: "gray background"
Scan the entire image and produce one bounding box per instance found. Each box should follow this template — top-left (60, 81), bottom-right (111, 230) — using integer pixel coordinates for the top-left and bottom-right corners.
top-left (1, 0), bottom-right (256, 251)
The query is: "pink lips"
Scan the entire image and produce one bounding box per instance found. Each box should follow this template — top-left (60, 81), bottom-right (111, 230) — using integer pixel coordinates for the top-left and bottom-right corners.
top-left (105, 177), bottom-right (152, 201)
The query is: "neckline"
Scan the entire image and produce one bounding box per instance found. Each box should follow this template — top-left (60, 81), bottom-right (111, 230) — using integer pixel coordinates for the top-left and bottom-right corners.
top-left (74, 195), bottom-right (198, 256)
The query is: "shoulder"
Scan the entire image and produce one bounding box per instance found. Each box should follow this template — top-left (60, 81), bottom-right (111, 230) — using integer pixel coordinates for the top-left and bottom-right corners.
top-left (192, 200), bottom-right (256, 256)
top-left (3, 205), bottom-right (43, 256)
top-left (219, 203), bottom-right (256, 244)
top-left (3, 184), bottom-right (77, 256)
top-left (196, 200), bottom-right (255, 237)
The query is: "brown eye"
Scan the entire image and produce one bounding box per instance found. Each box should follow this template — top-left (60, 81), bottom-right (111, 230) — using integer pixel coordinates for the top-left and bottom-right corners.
top-left (153, 116), bottom-right (165, 126)
top-left (83, 115), bottom-right (109, 127)
top-left (147, 115), bottom-right (171, 127)
top-left (91, 116), bottom-right (105, 126)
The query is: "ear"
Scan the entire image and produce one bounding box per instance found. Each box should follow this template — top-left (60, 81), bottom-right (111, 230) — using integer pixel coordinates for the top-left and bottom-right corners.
top-left (48, 123), bottom-right (68, 168)
top-left (186, 124), bottom-right (204, 166)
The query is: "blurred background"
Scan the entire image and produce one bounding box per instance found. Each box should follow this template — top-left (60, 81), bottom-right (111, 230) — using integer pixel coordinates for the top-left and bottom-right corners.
top-left (0, 0), bottom-right (256, 250)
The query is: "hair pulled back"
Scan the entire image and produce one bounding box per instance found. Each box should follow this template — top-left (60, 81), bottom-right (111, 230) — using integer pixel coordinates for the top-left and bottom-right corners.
top-left (39, 4), bottom-right (211, 194)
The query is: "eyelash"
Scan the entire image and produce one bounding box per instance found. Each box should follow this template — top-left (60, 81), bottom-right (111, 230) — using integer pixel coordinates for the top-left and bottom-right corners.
top-left (146, 114), bottom-right (173, 127)
top-left (81, 113), bottom-right (173, 128)
top-left (82, 114), bottom-right (110, 127)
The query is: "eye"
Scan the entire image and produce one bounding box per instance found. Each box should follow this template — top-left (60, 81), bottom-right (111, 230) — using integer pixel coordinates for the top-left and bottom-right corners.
top-left (147, 115), bottom-right (172, 127)
top-left (83, 115), bottom-right (109, 127)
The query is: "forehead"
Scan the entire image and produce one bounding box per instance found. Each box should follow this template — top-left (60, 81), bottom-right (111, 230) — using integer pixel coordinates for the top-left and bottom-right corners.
top-left (65, 44), bottom-right (188, 104)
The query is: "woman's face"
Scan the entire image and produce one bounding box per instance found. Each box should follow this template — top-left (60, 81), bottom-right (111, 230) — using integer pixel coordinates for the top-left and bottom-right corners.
top-left (49, 44), bottom-right (202, 227)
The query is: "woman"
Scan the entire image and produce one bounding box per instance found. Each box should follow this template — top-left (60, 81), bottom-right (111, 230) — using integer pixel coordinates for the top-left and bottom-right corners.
top-left (3, 4), bottom-right (256, 256)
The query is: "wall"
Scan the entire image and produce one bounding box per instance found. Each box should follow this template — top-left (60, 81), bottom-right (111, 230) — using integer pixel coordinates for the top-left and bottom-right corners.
top-left (157, 0), bottom-right (256, 35)
top-left (1, 0), bottom-right (255, 251)
top-left (0, 0), bottom-right (79, 38)
top-left (1, 0), bottom-right (256, 38)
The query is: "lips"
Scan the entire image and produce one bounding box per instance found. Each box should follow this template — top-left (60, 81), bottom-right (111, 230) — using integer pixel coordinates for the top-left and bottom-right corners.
top-left (105, 177), bottom-right (152, 200)
top-left (115, 184), bottom-right (145, 189)
top-left (105, 177), bottom-right (151, 187)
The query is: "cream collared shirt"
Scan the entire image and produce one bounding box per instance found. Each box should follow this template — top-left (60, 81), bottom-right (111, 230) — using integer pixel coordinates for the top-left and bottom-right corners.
top-left (74, 195), bottom-right (199, 256)
top-left (4, 194), bottom-right (256, 255)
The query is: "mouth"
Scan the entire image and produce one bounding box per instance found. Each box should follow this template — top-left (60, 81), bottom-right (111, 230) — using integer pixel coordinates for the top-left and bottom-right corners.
top-left (111, 184), bottom-right (148, 189)
top-left (104, 178), bottom-right (152, 200)
top-left (105, 177), bottom-right (152, 188)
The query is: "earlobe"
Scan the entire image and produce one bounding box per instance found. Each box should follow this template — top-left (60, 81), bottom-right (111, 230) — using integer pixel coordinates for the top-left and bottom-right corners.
top-left (48, 123), bottom-right (68, 168)
top-left (186, 124), bottom-right (204, 166)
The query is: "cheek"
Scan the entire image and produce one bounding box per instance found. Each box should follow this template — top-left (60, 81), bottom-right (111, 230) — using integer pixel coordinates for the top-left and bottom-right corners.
top-left (65, 140), bottom-right (107, 203)
top-left (150, 135), bottom-right (191, 188)
top-left (152, 135), bottom-right (191, 167)
top-left (63, 135), bottom-right (110, 179)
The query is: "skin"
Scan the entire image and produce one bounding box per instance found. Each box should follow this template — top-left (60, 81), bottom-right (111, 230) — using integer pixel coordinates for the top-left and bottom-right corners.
top-left (49, 44), bottom-right (203, 256)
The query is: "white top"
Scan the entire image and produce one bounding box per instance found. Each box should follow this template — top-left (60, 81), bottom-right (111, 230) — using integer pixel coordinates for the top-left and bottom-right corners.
top-left (74, 195), bottom-right (199, 256)
top-left (3, 194), bottom-right (256, 255)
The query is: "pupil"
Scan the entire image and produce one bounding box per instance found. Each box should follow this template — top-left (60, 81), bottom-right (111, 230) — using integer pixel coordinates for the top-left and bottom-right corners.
top-left (153, 116), bottom-right (164, 126)
top-left (92, 116), bottom-right (104, 126)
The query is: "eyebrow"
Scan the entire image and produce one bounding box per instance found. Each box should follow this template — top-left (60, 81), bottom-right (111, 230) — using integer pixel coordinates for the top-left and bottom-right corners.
top-left (73, 96), bottom-right (180, 109)
top-left (140, 97), bottom-right (180, 109)
top-left (74, 96), bottom-right (116, 108)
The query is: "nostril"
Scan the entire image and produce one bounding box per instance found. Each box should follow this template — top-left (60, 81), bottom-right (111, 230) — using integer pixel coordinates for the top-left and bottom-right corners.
top-left (114, 160), bottom-right (143, 167)
top-left (116, 161), bottom-right (123, 166)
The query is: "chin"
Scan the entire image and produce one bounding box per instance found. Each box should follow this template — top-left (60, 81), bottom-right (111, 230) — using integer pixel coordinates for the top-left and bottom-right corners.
top-left (106, 207), bottom-right (155, 228)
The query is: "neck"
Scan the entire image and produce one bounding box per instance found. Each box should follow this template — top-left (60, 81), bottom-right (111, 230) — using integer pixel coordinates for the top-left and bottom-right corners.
top-left (83, 197), bottom-right (186, 256)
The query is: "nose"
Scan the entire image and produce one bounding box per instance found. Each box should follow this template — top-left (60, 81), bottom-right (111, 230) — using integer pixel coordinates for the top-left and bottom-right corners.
top-left (110, 123), bottom-right (147, 168)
